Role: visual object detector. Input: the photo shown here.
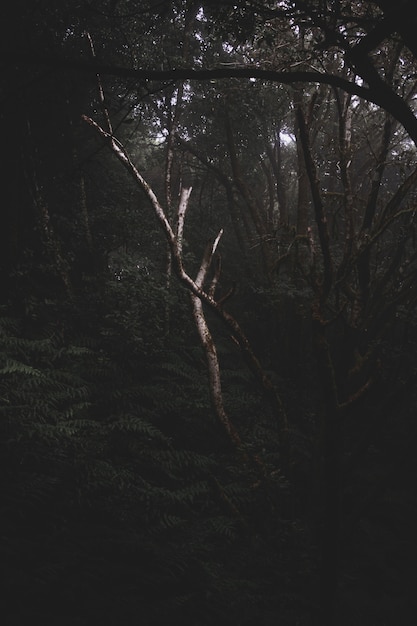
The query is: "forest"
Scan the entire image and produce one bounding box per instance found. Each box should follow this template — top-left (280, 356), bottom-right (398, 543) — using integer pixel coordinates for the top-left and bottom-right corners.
top-left (1, 1), bottom-right (417, 625)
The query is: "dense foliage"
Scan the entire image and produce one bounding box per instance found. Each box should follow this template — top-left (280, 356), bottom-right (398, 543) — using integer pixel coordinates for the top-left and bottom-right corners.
top-left (2, 2), bottom-right (417, 625)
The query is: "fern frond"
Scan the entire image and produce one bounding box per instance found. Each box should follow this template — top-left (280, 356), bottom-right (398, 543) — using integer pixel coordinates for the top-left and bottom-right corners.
top-left (0, 359), bottom-right (43, 377)
top-left (109, 415), bottom-right (169, 442)
top-left (150, 449), bottom-right (216, 473)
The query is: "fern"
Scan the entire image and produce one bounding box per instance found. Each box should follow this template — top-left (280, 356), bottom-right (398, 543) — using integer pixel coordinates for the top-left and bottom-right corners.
top-left (108, 414), bottom-right (169, 443)
top-left (1, 300), bottom-right (306, 626)
top-left (0, 358), bottom-right (43, 377)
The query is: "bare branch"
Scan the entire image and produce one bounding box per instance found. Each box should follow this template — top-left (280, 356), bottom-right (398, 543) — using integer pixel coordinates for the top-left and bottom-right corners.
top-left (83, 115), bottom-right (288, 432)
top-left (84, 32), bottom-right (113, 135)
top-left (195, 230), bottom-right (223, 288)
top-left (176, 186), bottom-right (192, 256)
top-left (82, 114), bottom-right (176, 245)
top-left (24, 51), bottom-right (417, 143)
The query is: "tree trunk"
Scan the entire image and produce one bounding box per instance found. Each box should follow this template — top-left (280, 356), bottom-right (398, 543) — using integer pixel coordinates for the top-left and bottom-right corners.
top-left (312, 307), bottom-right (341, 626)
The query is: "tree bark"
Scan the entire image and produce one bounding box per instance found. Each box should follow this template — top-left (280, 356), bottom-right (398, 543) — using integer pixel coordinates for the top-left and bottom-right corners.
top-left (191, 230), bottom-right (243, 447)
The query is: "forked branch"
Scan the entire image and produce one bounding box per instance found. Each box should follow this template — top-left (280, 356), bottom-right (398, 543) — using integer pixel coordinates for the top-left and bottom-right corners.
top-left (82, 115), bottom-right (288, 434)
